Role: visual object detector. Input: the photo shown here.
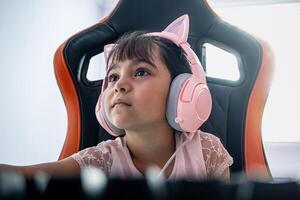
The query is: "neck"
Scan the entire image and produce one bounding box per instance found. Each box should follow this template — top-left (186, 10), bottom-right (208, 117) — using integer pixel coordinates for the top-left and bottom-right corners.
top-left (125, 123), bottom-right (175, 170)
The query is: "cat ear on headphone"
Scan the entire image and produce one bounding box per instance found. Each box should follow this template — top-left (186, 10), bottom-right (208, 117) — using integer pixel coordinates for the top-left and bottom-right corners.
top-left (164, 14), bottom-right (189, 42)
top-left (104, 43), bottom-right (116, 68)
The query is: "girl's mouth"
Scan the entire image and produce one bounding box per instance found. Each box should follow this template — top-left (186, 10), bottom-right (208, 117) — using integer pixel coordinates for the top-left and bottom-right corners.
top-left (112, 99), bottom-right (132, 108)
top-left (113, 103), bottom-right (131, 108)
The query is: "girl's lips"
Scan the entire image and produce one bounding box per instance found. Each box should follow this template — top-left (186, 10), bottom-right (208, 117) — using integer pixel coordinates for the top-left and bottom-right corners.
top-left (113, 103), bottom-right (131, 107)
top-left (112, 99), bottom-right (132, 108)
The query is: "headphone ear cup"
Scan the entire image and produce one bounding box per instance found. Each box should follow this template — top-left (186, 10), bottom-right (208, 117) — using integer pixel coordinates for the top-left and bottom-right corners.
top-left (166, 73), bottom-right (212, 133)
top-left (166, 73), bottom-right (191, 131)
top-left (95, 92), bottom-right (125, 136)
top-left (194, 84), bottom-right (212, 123)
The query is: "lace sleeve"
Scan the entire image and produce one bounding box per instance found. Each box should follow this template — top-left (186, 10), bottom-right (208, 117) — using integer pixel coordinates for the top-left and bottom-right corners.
top-left (70, 142), bottom-right (113, 175)
top-left (200, 132), bottom-right (233, 177)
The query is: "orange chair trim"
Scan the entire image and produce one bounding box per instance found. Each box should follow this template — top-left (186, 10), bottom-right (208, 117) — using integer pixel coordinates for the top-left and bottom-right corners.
top-left (244, 38), bottom-right (274, 178)
top-left (54, 43), bottom-right (81, 160)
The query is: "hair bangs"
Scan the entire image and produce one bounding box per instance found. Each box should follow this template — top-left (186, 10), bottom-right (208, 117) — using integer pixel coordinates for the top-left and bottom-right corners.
top-left (108, 32), bottom-right (157, 66)
top-left (106, 31), bottom-right (191, 80)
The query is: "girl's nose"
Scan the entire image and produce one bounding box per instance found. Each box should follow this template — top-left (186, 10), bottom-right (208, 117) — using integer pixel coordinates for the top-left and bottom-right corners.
top-left (114, 77), bottom-right (131, 93)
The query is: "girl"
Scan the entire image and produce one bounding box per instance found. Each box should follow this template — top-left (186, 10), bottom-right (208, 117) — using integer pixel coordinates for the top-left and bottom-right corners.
top-left (0, 15), bottom-right (233, 180)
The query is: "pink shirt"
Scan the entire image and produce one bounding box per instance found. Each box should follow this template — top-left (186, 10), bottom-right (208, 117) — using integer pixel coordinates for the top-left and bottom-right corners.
top-left (71, 130), bottom-right (233, 180)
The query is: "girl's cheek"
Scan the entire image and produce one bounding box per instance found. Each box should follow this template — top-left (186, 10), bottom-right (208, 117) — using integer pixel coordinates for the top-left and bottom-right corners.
top-left (105, 90), bottom-right (113, 100)
top-left (104, 89), bottom-right (112, 104)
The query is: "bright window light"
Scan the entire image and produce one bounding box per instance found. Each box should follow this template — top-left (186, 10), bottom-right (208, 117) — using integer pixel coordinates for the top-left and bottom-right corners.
top-left (209, 3), bottom-right (300, 142)
top-left (203, 43), bottom-right (240, 81)
top-left (87, 52), bottom-right (106, 82)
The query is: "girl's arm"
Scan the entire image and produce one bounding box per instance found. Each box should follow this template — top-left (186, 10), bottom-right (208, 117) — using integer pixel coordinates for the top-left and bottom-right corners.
top-left (0, 157), bottom-right (80, 177)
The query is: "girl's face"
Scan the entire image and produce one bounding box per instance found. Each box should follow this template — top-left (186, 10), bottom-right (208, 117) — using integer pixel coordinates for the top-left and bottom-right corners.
top-left (104, 50), bottom-right (171, 131)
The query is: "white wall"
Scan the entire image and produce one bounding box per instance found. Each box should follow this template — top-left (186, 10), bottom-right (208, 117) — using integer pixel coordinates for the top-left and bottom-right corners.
top-left (0, 0), bottom-right (116, 165)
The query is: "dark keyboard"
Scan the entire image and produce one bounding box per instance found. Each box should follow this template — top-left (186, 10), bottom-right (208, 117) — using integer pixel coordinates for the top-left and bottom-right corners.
top-left (1, 170), bottom-right (299, 200)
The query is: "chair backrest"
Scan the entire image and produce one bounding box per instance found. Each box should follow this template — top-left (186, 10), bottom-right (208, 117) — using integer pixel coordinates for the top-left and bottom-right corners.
top-left (54, 0), bottom-right (274, 177)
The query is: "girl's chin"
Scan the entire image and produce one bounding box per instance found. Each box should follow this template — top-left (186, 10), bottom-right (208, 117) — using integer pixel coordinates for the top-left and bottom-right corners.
top-left (111, 119), bottom-right (133, 129)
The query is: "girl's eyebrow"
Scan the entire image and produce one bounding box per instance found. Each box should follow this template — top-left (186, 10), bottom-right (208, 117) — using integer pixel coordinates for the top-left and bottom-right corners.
top-left (106, 58), bottom-right (157, 76)
top-left (131, 58), bottom-right (157, 69)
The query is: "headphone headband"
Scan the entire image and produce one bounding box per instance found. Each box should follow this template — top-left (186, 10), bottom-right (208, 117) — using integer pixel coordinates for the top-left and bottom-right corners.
top-left (146, 31), bottom-right (206, 84)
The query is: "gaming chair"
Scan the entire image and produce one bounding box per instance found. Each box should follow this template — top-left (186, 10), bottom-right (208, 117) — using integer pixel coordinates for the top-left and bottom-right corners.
top-left (54, 0), bottom-right (274, 178)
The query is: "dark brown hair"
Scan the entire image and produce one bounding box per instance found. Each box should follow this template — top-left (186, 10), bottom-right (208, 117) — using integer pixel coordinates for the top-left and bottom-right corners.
top-left (107, 31), bottom-right (192, 80)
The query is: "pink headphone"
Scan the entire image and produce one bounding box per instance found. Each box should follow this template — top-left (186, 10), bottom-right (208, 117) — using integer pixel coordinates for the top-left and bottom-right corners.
top-left (95, 15), bottom-right (212, 138)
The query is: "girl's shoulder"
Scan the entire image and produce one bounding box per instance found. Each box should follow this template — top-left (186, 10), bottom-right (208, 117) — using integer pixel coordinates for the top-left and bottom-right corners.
top-left (178, 129), bottom-right (223, 148)
top-left (95, 136), bottom-right (126, 151)
top-left (70, 137), bottom-right (126, 174)
top-left (197, 130), bottom-right (223, 148)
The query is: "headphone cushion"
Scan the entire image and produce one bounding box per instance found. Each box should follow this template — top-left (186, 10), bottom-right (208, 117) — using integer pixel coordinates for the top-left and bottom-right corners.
top-left (96, 92), bottom-right (125, 136)
top-left (166, 73), bottom-right (191, 131)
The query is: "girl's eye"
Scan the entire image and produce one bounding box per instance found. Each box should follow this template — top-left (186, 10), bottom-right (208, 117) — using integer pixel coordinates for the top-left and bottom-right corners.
top-left (107, 74), bottom-right (119, 82)
top-left (135, 68), bottom-right (149, 77)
